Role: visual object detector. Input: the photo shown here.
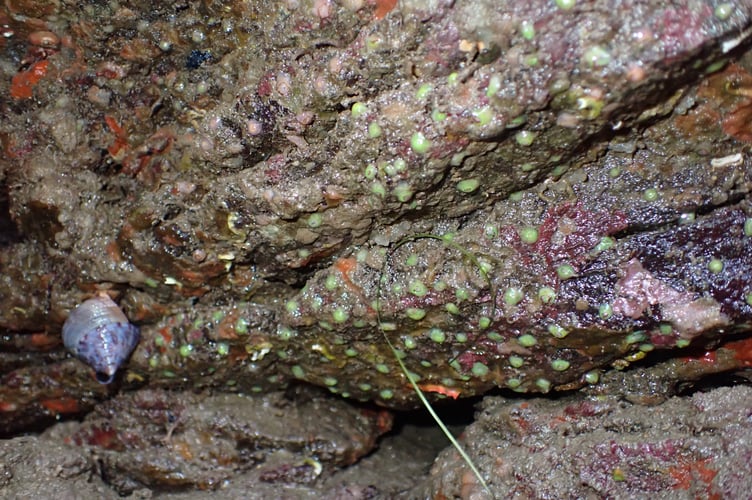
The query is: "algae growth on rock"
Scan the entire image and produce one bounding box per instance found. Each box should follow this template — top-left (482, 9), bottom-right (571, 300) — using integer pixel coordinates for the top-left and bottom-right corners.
top-left (0, 0), bottom-right (751, 445)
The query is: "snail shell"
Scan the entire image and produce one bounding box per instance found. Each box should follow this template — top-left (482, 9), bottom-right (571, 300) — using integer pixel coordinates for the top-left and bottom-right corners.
top-left (62, 293), bottom-right (140, 384)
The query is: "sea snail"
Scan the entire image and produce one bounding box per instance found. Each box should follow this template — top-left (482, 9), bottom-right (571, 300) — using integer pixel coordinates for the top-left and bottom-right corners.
top-left (62, 293), bottom-right (140, 384)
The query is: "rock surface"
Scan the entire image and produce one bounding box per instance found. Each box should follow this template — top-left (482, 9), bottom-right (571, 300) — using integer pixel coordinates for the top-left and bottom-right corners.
top-left (419, 384), bottom-right (752, 499)
top-left (1, 0), bottom-right (752, 495)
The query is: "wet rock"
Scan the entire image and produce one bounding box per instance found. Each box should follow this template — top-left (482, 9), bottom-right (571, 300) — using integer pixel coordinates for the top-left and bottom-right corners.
top-left (52, 388), bottom-right (392, 495)
top-left (0, 0), bottom-right (751, 434)
top-left (0, 433), bottom-right (117, 499)
top-left (418, 384), bottom-right (752, 499)
top-left (0, 1), bottom-right (751, 495)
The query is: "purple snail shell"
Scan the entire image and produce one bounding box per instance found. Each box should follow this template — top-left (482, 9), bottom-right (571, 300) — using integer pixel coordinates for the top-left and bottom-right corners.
top-left (62, 293), bottom-right (140, 384)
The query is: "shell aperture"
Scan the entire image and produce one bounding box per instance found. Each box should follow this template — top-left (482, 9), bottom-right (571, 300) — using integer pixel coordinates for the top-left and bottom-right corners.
top-left (62, 294), bottom-right (140, 384)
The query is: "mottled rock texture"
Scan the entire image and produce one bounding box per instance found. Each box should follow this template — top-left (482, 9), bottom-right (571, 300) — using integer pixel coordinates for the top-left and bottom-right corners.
top-left (420, 385), bottom-right (752, 499)
top-left (1, 0), bottom-right (751, 456)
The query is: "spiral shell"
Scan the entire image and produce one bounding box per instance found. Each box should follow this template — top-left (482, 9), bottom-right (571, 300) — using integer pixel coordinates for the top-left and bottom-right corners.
top-left (62, 293), bottom-right (140, 384)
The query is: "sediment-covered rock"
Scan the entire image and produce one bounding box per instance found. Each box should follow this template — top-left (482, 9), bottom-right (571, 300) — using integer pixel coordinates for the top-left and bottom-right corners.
top-left (1, 0), bottom-right (751, 444)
